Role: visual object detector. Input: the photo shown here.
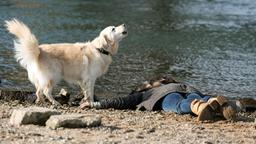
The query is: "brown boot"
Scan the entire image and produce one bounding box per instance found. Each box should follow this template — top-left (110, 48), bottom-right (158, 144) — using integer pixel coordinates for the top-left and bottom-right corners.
top-left (207, 96), bottom-right (236, 120)
top-left (190, 99), bottom-right (216, 121)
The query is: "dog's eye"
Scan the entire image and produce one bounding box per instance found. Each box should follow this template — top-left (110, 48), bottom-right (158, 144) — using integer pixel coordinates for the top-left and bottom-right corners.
top-left (112, 28), bottom-right (115, 32)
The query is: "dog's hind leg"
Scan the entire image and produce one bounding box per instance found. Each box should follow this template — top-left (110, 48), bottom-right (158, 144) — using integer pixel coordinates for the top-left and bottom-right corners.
top-left (35, 86), bottom-right (45, 104)
top-left (43, 82), bottom-right (60, 106)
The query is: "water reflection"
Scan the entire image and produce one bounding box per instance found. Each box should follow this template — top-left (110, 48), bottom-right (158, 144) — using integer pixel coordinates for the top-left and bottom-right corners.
top-left (0, 0), bottom-right (256, 98)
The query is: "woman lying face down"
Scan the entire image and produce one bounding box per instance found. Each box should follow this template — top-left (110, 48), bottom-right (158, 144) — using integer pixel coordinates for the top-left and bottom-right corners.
top-left (80, 75), bottom-right (241, 121)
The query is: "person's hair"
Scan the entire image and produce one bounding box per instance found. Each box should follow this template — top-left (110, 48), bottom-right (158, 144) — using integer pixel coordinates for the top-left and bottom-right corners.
top-left (130, 75), bottom-right (178, 94)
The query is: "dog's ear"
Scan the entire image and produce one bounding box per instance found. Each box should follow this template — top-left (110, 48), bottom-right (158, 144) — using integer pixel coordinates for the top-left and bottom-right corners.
top-left (110, 41), bottom-right (118, 54)
top-left (104, 35), bottom-right (112, 45)
top-left (103, 35), bottom-right (119, 54)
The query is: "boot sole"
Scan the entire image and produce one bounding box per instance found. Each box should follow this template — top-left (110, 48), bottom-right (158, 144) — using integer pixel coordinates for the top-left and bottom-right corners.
top-left (197, 105), bottom-right (215, 121)
top-left (222, 105), bottom-right (236, 120)
top-left (208, 96), bottom-right (227, 110)
top-left (208, 96), bottom-right (236, 120)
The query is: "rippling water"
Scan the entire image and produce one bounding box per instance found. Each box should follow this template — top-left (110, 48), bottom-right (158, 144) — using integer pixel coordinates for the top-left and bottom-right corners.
top-left (0, 0), bottom-right (256, 98)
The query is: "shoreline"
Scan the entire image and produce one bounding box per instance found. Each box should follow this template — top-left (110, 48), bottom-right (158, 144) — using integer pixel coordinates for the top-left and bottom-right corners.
top-left (0, 100), bottom-right (255, 143)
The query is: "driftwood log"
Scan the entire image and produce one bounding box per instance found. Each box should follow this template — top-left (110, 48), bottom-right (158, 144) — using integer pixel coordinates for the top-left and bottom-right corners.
top-left (237, 98), bottom-right (256, 112)
top-left (0, 88), bottom-right (256, 111)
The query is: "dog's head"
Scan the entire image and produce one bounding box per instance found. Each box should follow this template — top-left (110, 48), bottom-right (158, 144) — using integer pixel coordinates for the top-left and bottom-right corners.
top-left (99, 24), bottom-right (128, 54)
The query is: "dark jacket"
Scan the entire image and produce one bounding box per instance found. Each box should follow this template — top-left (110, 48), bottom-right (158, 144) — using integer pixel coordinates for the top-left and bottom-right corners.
top-left (137, 83), bottom-right (202, 110)
top-left (97, 83), bottom-right (202, 111)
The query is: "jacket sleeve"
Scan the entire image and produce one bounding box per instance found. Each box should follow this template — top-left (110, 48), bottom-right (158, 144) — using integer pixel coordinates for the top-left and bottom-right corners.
top-left (93, 92), bottom-right (143, 110)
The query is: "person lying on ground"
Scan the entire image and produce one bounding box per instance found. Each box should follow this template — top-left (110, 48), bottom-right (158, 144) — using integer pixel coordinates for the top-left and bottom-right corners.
top-left (80, 75), bottom-right (242, 121)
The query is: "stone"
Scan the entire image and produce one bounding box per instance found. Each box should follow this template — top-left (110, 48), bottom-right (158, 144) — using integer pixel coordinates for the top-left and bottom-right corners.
top-left (46, 114), bottom-right (101, 129)
top-left (55, 88), bottom-right (71, 105)
top-left (10, 107), bottom-right (61, 126)
top-left (58, 88), bottom-right (70, 97)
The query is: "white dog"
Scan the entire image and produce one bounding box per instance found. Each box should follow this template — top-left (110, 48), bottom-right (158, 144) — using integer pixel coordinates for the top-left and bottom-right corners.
top-left (5, 19), bottom-right (127, 106)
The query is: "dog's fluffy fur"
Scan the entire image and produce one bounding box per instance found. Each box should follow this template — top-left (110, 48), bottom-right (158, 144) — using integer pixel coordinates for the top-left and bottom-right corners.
top-left (5, 19), bottom-right (127, 105)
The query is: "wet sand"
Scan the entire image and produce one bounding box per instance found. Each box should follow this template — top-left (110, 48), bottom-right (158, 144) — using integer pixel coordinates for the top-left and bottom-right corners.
top-left (0, 100), bottom-right (255, 144)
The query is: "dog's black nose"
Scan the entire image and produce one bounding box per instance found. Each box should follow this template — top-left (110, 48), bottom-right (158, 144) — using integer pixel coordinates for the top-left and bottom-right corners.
top-left (122, 24), bottom-right (126, 27)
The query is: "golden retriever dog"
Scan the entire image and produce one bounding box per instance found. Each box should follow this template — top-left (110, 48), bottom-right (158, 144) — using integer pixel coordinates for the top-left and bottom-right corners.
top-left (5, 19), bottom-right (127, 106)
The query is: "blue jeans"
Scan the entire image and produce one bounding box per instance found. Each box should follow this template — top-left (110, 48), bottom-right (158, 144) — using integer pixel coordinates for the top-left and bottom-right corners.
top-left (161, 92), bottom-right (211, 114)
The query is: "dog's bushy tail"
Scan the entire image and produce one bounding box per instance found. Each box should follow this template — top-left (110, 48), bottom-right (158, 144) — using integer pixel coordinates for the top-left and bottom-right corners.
top-left (5, 19), bottom-right (39, 68)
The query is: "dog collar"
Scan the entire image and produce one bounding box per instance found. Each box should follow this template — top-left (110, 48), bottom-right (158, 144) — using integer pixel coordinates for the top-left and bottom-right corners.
top-left (97, 48), bottom-right (111, 56)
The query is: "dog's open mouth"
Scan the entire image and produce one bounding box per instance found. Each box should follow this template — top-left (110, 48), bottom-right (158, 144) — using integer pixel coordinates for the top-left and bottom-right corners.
top-left (122, 31), bottom-right (128, 35)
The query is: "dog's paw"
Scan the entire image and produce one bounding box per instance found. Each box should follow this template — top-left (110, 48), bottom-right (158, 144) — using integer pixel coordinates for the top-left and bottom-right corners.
top-left (52, 100), bottom-right (61, 106)
top-left (79, 101), bottom-right (91, 109)
top-left (35, 97), bottom-right (45, 104)
top-left (79, 98), bottom-right (88, 105)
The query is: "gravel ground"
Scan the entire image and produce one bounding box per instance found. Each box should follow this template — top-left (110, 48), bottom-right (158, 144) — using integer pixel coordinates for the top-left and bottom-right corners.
top-left (0, 100), bottom-right (255, 144)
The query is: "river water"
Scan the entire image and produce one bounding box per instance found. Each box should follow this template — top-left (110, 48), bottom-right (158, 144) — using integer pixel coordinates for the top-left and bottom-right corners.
top-left (0, 0), bottom-right (256, 98)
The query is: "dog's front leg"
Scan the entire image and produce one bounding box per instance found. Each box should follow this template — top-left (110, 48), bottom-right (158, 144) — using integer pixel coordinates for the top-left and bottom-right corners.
top-left (87, 79), bottom-right (96, 102)
top-left (79, 82), bottom-right (89, 102)
top-left (79, 79), bottom-right (96, 103)
top-left (79, 82), bottom-right (93, 103)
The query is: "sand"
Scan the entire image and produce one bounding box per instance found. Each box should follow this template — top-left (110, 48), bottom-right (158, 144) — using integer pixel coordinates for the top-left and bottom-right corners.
top-left (0, 100), bottom-right (255, 144)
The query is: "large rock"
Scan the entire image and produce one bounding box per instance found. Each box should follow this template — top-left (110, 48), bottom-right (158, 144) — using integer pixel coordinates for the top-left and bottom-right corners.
top-left (46, 114), bottom-right (101, 129)
top-left (10, 107), bottom-right (61, 126)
